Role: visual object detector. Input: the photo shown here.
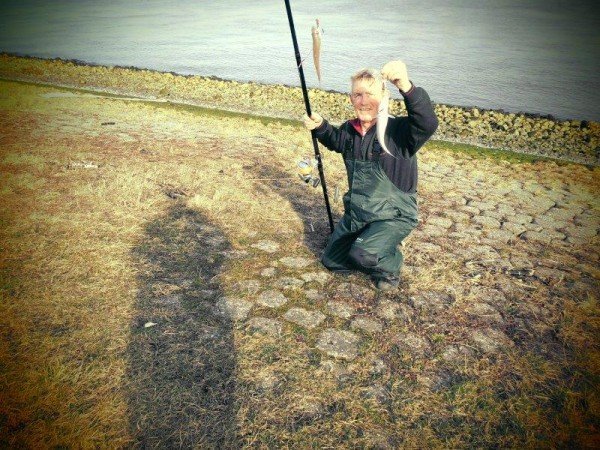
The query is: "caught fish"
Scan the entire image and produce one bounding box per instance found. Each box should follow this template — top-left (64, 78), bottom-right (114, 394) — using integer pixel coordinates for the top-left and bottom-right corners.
top-left (377, 87), bottom-right (394, 157)
top-left (311, 19), bottom-right (322, 83)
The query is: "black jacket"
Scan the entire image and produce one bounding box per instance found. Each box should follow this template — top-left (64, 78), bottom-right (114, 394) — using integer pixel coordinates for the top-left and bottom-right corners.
top-left (314, 85), bottom-right (438, 193)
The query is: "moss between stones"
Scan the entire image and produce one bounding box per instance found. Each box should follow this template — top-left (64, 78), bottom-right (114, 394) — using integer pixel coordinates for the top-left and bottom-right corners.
top-left (1, 53), bottom-right (597, 165)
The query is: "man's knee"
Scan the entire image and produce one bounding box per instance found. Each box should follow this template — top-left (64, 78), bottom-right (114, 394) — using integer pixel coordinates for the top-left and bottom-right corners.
top-left (348, 246), bottom-right (379, 269)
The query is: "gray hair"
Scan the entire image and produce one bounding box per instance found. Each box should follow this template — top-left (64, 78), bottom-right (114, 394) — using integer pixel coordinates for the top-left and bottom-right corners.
top-left (350, 68), bottom-right (385, 92)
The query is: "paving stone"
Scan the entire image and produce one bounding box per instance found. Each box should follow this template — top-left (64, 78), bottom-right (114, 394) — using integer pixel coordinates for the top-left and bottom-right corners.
top-left (301, 271), bottom-right (331, 284)
top-left (369, 357), bottom-right (388, 375)
top-left (444, 211), bottom-right (471, 223)
top-left (566, 235), bottom-right (597, 245)
top-left (484, 229), bottom-right (516, 243)
top-left (459, 205), bottom-right (481, 215)
top-left (199, 289), bottom-right (217, 299)
top-left (502, 222), bottom-right (527, 235)
top-left (279, 256), bottom-right (314, 269)
top-left (448, 232), bottom-right (479, 243)
top-left (410, 291), bottom-right (454, 312)
top-left (274, 276), bottom-right (305, 290)
top-left (521, 221), bottom-right (544, 232)
top-left (469, 201), bottom-right (496, 211)
top-left (396, 332), bottom-right (431, 356)
top-left (222, 249), bottom-right (250, 259)
top-left (535, 267), bottom-right (570, 285)
top-left (509, 254), bottom-right (535, 270)
top-left (470, 328), bottom-right (513, 353)
top-left (569, 279), bottom-right (599, 298)
top-left (521, 230), bottom-right (566, 243)
top-left (318, 360), bottom-right (351, 380)
top-left (316, 329), bottom-right (361, 360)
top-left (251, 240), bottom-right (280, 253)
top-left (283, 307), bottom-right (325, 329)
top-left (335, 283), bottom-right (376, 302)
top-left (460, 244), bottom-right (500, 260)
top-left (260, 267), bottom-right (277, 277)
top-left (234, 279), bottom-right (261, 295)
top-left (451, 224), bottom-right (483, 238)
top-left (545, 207), bottom-right (581, 221)
top-left (246, 317), bottom-right (283, 337)
top-left (472, 215), bottom-right (501, 229)
top-left (421, 225), bottom-right (446, 237)
top-left (215, 296), bottom-right (253, 321)
top-left (256, 290), bottom-right (288, 308)
top-left (481, 209), bottom-right (505, 220)
top-left (512, 191), bottom-right (534, 205)
top-left (465, 302), bottom-right (504, 324)
top-left (507, 214), bottom-right (533, 225)
top-left (575, 213), bottom-right (599, 228)
top-left (479, 238), bottom-right (511, 251)
top-left (159, 294), bottom-right (183, 307)
top-left (444, 193), bottom-right (468, 205)
top-left (305, 289), bottom-right (325, 301)
top-left (468, 286), bottom-right (507, 305)
top-left (350, 317), bottom-right (383, 333)
top-left (255, 369), bottom-right (281, 392)
top-left (292, 399), bottom-right (324, 419)
top-left (362, 383), bottom-right (390, 404)
top-left (533, 214), bottom-right (563, 229)
top-left (374, 299), bottom-right (403, 321)
top-left (426, 216), bottom-right (453, 229)
top-left (496, 204), bottom-right (515, 215)
top-left (563, 225), bottom-right (598, 244)
top-left (441, 345), bottom-right (476, 363)
top-left (206, 235), bottom-right (227, 246)
top-left (527, 197), bottom-right (557, 214)
top-left (326, 300), bottom-right (355, 319)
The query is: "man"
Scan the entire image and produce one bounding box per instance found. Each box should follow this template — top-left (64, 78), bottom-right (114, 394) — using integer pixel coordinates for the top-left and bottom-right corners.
top-left (303, 60), bottom-right (438, 291)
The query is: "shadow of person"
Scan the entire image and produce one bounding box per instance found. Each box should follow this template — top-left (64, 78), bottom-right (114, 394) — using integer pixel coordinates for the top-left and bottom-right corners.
top-left (253, 163), bottom-right (340, 260)
top-left (128, 203), bottom-right (237, 448)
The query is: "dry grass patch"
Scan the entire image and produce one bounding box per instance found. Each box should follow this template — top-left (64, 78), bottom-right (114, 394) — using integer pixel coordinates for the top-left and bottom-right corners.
top-left (1, 79), bottom-right (599, 448)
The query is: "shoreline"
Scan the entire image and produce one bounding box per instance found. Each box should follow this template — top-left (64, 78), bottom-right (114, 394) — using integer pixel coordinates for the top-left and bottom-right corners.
top-left (1, 53), bottom-right (598, 166)
top-left (2, 52), bottom-right (590, 123)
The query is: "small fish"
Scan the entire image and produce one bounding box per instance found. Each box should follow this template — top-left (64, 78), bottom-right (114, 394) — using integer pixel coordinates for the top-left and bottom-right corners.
top-left (377, 87), bottom-right (394, 157)
top-left (311, 19), bottom-right (322, 83)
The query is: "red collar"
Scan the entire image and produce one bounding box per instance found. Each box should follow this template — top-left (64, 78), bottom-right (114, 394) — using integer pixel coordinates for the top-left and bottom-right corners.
top-left (350, 118), bottom-right (363, 135)
top-left (350, 118), bottom-right (377, 136)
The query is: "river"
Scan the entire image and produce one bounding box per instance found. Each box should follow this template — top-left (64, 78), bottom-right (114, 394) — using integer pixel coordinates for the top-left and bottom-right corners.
top-left (1, 0), bottom-right (598, 120)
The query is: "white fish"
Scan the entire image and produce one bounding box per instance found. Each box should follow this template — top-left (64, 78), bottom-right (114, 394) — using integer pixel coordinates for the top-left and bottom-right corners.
top-left (311, 19), bottom-right (322, 83)
top-left (377, 88), bottom-right (394, 157)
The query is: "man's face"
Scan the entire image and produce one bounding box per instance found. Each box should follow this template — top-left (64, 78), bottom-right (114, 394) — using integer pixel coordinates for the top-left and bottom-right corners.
top-left (350, 78), bottom-right (383, 123)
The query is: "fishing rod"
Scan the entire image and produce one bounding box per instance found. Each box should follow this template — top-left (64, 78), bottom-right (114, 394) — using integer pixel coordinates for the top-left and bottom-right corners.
top-left (284, 0), bottom-right (334, 233)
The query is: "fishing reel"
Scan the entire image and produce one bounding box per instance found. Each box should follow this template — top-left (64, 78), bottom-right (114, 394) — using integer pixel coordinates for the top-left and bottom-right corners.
top-left (297, 157), bottom-right (321, 188)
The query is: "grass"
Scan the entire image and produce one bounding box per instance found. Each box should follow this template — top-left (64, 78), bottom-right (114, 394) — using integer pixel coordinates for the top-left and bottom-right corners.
top-left (0, 78), bottom-right (599, 448)
top-left (429, 139), bottom-right (571, 166)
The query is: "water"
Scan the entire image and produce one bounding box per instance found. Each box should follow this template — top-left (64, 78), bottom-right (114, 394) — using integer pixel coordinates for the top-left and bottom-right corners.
top-left (1, 0), bottom-right (599, 121)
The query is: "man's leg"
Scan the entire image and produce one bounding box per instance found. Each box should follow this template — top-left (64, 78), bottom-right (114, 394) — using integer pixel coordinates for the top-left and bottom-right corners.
top-left (321, 214), bottom-right (360, 272)
top-left (347, 218), bottom-right (416, 280)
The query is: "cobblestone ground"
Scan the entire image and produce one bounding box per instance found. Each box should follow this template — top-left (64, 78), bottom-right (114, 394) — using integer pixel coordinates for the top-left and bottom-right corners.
top-left (222, 156), bottom-right (599, 366)
top-left (3, 80), bottom-right (598, 446)
top-left (213, 134), bottom-right (599, 445)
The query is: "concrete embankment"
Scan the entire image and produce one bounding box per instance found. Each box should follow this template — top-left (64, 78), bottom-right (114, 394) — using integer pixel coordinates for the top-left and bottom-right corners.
top-left (1, 53), bottom-right (598, 165)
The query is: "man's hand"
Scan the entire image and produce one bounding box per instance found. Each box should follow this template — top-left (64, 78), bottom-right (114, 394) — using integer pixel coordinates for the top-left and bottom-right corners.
top-left (303, 113), bottom-right (323, 131)
top-left (381, 60), bottom-right (412, 93)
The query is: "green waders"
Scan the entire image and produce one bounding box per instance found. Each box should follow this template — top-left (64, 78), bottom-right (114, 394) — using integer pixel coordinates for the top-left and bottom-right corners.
top-left (321, 154), bottom-right (418, 281)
